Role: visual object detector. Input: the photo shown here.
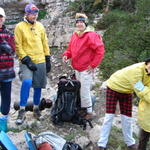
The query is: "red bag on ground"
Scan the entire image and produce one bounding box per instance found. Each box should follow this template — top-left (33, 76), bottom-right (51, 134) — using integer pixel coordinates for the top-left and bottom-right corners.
top-left (38, 142), bottom-right (52, 150)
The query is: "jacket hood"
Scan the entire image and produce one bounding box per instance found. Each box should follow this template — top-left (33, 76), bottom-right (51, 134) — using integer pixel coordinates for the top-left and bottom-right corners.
top-left (23, 17), bottom-right (36, 25)
top-left (75, 25), bottom-right (95, 35)
top-left (84, 25), bottom-right (95, 32)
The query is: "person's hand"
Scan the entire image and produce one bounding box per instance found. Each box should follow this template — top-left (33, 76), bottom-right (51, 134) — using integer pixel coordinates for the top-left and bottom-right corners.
top-left (62, 56), bottom-right (68, 63)
top-left (87, 66), bottom-right (94, 73)
top-left (21, 56), bottom-right (37, 71)
top-left (134, 81), bottom-right (145, 91)
top-left (0, 41), bottom-right (13, 54)
top-left (45, 56), bottom-right (51, 73)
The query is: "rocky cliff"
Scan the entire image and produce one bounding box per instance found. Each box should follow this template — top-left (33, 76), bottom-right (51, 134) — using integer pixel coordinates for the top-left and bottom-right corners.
top-left (1, 0), bottom-right (76, 47)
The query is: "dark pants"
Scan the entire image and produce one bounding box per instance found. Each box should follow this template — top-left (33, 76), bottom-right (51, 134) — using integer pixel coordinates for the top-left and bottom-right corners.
top-left (0, 81), bottom-right (11, 115)
top-left (138, 128), bottom-right (150, 150)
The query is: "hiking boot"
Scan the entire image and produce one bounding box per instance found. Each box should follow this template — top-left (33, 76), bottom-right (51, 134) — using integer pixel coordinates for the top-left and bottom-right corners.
top-left (84, 112), bottom-right (96, 120)
top-left (78, 109), bottom-right (87, 117)
top-left (33, 108), bottom-right (44, 121)
top-left (128, 144), bottom-right (137, 150)
top-left (16, 109), bottom-right (26, 125)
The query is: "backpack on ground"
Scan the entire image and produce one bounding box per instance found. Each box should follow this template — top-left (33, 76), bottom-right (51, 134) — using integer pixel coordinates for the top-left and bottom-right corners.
top-left (51, 76), bottom-right (81, 123)
top-left (51, 76), bottom-right (93, 130)
top-left (34, 131), bottom-right (82, 150)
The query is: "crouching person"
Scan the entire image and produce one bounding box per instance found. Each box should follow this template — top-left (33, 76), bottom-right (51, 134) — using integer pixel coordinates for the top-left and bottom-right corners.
top-left (14, 3), bottom-right (51, 125)
top-left (95, 59), bottom-right (150, 150)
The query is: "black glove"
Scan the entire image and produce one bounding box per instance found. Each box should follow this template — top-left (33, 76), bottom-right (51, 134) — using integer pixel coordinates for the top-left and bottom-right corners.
top-left (45, 56), bottom-right (51, 73)
top-left (21, 56), bottom-right (37, 71)
top-left (0, 41), bottom-right (12, 54)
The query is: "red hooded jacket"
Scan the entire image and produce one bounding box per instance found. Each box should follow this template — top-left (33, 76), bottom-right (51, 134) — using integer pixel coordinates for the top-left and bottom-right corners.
top-left (63, 30), bottom-right (104, 71)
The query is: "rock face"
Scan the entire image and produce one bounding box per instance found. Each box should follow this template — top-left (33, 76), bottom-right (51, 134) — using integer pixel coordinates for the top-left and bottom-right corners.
top-left (1, 0), bottom-right (104, 47)
top-left (43, 0), bottom-right (75, 47)
top-left (1, 0), bottom-right (76, 47)
top-left (1, 0), bottom-right (105, 49)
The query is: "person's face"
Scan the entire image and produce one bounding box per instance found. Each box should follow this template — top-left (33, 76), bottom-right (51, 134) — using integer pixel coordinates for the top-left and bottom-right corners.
top-left (0, 15), bottom-right (5, 27)
top-left (76, 21), bottom-right (86, 32)
top-left (26, 13), bottom-right (38, 22)
top-left (146, 62), bottom-right (150, 74)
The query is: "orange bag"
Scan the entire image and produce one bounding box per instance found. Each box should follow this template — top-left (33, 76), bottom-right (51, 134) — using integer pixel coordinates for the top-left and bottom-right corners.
top-left (38, 142), bottom-right (52, 150)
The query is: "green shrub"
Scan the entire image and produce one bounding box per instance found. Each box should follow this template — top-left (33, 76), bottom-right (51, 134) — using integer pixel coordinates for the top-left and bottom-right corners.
top-left (98, 0), bottom-right (150, 79)
top-left (5, 21), bottom-right (19, 25)
top-left (112, 0), bottom-right (136, 12)
top-left (96, 10), bottom-right (131, 29)
top-left (38, 9), bottom-right (47, 20)
top-left (68, 0), bottom-right (104, 19)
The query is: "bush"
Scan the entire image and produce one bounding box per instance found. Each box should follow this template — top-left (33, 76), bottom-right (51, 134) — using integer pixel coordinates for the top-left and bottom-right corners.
top-left (112, 0), bottom-right (136, 12)
top-left (38, 10), bottom-right (47, 20)
top-left (98, 0), bottom-right (150, 79)
top-left (96, 10), bottom-right (131, 29)
top-left (68, 0), bottom-right (104, 19)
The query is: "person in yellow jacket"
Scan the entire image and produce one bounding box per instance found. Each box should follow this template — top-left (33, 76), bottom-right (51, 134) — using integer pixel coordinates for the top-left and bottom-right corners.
top-left (137, 58), bottom-right (150, 150)
top-left (14, 3), bottom-right (51, 125)
top-left (96, 59), bottom-right (150, 150)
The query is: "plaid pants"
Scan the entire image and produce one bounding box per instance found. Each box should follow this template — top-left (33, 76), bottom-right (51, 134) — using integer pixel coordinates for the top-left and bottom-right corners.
top-left (106, 87), bottom-right (132, 117)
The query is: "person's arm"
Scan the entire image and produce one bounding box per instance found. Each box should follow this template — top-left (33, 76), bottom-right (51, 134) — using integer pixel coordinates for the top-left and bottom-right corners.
top-left (62, 34), bottom-right (74, 62)
top-left (41, 25), bottom-right (51, 73)
top-left (14, 24), bottom-right (27, 60)
top-left (89, 33), bottom-right (105, 69)
top-left (7, 32), bottom-right (15, 54)
top-left (134, 81), bottom-right (150, 103)
top-left (14, 24), bottom-right (37, 71)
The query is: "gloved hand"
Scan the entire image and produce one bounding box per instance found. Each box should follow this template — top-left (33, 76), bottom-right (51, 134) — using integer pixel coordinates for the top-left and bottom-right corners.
top-left (45, 56), bottom-right (51, 73)
top-left (0, 41), bottom-right (12, 54)
top-left (21, 56), bottom-right (37, 71)
top-left (134, 81), bottom-right (145, 91)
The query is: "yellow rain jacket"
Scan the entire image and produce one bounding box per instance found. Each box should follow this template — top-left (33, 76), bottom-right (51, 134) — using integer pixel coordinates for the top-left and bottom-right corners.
top-left (107, 62), bottom-right (150, 132)
top-left (14, 20), bottom-right (50, 64)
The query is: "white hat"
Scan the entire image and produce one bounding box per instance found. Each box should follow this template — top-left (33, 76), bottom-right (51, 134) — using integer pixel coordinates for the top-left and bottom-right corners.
top-left (0, 7), bottom-right (6, 17)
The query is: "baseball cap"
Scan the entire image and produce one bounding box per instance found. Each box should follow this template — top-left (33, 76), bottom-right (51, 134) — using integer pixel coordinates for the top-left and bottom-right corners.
top-left (0, 7), bottom-right (6, 17)
top-left (25, 3), bottom-right (39, 15)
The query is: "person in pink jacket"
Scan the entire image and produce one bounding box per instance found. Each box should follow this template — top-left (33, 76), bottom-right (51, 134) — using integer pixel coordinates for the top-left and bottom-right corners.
top-left (62, 13), bottom-right (104, 120)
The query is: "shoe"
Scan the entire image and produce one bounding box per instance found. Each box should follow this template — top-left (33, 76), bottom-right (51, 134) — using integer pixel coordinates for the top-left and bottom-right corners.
top-left (84, 112), bottom-right (96, 120)
top-left (128, 144), bottom-right (137, 150)
top-left (78, 109), bottom-right (87, 117)
top-left (33, 108), bottom-right (44, 121)
top-left (16, 109), bottom-right (26, 125)
top-left (99, 147), bottom-right (106, 150)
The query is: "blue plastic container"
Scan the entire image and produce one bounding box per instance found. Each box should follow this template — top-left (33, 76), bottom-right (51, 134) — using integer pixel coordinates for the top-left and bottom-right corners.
top-left (0, 116), bottom-right (7, 132)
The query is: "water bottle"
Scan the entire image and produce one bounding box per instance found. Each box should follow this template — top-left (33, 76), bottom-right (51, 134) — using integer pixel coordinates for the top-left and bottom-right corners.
top-left (0, 116), bottom-right (7, 132)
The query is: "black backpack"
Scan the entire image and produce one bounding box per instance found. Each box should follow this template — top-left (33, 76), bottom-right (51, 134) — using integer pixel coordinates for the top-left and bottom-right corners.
top-left (51, 76), bottom-right (80, 122)
top-left (51, 76), bottom-right (93, 129)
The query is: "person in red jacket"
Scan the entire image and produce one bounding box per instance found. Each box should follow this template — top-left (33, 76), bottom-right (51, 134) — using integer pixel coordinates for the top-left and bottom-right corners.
top-left (62, 13), bottom-right (104, 120)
